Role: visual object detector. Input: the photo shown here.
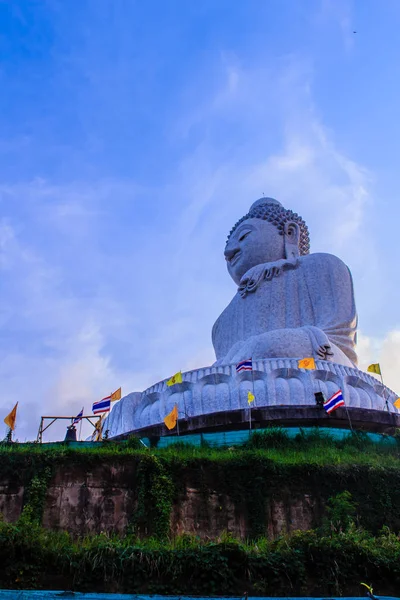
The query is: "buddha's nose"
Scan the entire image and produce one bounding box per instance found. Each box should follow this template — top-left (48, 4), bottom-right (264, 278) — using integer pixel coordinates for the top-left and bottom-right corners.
top-left (224, 242), bottom-right (239, 261)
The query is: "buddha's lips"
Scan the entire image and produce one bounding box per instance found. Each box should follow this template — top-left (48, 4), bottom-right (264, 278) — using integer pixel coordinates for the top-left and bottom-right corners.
top-left (229, 250), bottom-right (242, 266)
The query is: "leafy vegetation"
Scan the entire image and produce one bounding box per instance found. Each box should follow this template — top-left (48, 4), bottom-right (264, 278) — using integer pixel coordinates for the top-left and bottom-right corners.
top-left (1, 515), bottom-right (400, 595)
top-left (1, 429), bottom-right (400, 593)
top-left (322, 490), bottom-right (358, 534)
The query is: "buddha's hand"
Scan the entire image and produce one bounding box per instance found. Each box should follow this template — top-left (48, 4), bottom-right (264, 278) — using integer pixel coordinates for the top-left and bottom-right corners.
top-left (213, 342), bottom-right (244, 366)
top-left (305, 326), bottom-right (334, 361)
top-left (221, 334), bottom-right (276, 365)
top-left (221, 327), bottom-right (333, 365)
top-left (316, 344), bottom-right (334, 360)
top-left (239, 258), bottom-right (298, 297)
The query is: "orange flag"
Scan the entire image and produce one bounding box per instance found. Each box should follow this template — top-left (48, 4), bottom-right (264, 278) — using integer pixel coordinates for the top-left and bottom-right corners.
top-left (298, 357), bottom-right (316, 370)
top-left (4, 402), bottom-right (18, 431)
top-left (110, 387), bottom-right (122, 401)
top-left (164, 404), bottom-right (178, 430)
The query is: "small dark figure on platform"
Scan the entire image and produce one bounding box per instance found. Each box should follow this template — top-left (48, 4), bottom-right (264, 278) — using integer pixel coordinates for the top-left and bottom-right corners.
top-left (64, 424), bottom-right (77, 442)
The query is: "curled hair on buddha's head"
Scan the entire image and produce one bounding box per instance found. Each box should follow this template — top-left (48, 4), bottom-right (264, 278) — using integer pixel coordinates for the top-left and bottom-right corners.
top-left (227, 197), bottom-right (310, 256)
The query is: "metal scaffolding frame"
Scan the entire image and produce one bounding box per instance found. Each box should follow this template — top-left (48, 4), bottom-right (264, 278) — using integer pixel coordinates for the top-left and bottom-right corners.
top-left (36, 415), bottom-right (101, 443)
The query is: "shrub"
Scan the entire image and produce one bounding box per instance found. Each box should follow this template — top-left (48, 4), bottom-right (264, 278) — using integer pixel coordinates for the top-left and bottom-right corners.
top-left (126, 435), bottom-right (145, 450)
top-left (322, 490), bottom-right (357, 534)
top-left (246, 427), bottom-right (289, 449)
top-left (337, 430), bottom-right (373, 450)
top-left (293, 427), bottom-right (333, 447)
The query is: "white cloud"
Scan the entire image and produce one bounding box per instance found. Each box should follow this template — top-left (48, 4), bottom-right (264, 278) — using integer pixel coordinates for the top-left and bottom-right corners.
top-left (173, 55), bottom-right (374, 271)
top-left (0, 219), bottom-right (15, 269)
top-left (316, 0), bottom-right (355, 52)
top-left (357, 330), bottom-right (400, 395)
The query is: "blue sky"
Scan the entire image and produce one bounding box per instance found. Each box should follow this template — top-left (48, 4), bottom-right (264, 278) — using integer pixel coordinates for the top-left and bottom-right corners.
top-left (1, 0), bottom-right (400, 441)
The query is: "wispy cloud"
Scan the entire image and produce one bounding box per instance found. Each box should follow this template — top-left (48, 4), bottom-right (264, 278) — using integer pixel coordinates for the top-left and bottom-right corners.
top-left (358, 329), bottom-right (400, 396)
top-left (173, 55), bottom-right (373, 264)
top-left (316, 0), bottom-right (356, 52)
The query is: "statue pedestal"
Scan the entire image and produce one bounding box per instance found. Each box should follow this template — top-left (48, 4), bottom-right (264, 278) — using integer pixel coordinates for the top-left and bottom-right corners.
top-left (104, 359), bottom-right (400, 439)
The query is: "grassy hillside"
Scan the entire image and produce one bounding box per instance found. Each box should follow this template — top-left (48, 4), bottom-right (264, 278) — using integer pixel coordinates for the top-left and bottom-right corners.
top-left (1, 428), bottom-right (400, 595)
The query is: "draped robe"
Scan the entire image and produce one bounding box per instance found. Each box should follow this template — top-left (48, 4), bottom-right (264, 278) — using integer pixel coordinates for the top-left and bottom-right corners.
top-left (212, 252), bottom-right (358, 367)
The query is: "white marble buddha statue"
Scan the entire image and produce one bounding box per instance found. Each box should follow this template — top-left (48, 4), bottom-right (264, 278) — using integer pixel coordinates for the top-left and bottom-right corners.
top-left (212, 198), bottom-right (358, 367)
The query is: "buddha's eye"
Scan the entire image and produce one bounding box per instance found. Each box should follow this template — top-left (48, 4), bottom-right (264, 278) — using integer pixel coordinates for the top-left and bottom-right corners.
top-left (239, 231), bottom-right (250, 242)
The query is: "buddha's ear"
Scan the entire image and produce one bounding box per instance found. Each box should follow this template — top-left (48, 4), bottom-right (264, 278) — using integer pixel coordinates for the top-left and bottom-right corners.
top-left (284, 221), bottom-right (300, 259)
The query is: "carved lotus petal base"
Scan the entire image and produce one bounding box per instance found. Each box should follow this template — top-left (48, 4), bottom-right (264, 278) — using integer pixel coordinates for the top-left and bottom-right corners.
top-left (103, 360), bottom-right (400, 439)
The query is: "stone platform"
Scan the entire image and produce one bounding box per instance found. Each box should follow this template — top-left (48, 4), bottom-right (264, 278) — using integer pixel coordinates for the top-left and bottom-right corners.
top-left (105, 359), bottom-right (400, 439)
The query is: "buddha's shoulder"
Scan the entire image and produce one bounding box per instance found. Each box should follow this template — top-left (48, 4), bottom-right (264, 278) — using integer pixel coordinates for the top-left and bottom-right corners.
top-left (299, 252), bottom-right (350, 274)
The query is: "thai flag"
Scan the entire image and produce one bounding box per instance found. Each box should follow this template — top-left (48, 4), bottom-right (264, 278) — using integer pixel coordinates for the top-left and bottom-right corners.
top-left (92, 396), bottom-right (111, 415)
top-left (323, 390), bottom-right (345, 414)
top-left (236, 359), bottom-right (253, 373)
top-left (73, 408), bottom-right (84, 425)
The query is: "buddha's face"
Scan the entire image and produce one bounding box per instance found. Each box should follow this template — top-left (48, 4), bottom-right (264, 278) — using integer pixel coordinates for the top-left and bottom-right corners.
top-left (224, 218), bottom-right (285, 285)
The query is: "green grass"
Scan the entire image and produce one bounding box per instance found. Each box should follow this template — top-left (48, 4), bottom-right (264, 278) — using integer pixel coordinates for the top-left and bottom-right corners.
top-left (1, 428), bottom-right (400, 469)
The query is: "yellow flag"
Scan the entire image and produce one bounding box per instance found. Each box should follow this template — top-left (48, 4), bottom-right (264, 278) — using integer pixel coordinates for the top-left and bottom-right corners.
top-left (298, 357), bottom-right (316, 370)
top-left (164, 404), bottom-right (178, 430)
top-left (367, 363), bottom-right (381, 375)
top-left (360, 583), bottom-right (374, 595)
top-left (394, 398), bottom-right (400, 409)
top-left (110, 387), bottom-right (122, 401)
top-left (247, 391), bottom-right (255, 405)
top-left (92, 415), bottom-right (105, 441)
top-left (166, 371), bottom-right (183, 386)
top-left (4, 402), bottom-right (18, 431)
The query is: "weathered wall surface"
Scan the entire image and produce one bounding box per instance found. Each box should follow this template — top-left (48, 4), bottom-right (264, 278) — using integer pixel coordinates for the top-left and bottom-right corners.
top-left (170, 486), bottom-right (318, 539)
top-left (0, 476), bottom-right (24, 523)
top-left (42, 463), bottom-right (137, 535)
top-left (0, 461), bottom-right (322, 538)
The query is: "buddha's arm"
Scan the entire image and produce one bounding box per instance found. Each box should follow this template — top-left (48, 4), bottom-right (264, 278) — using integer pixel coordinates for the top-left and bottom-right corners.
top-left (216, 326), bottom-right (332, 365)
top-left (303, 253), bottom-right (358, 365)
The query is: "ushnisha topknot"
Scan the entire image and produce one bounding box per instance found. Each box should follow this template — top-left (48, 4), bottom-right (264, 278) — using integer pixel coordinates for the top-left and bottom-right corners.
top-left (227, 197), bottom-right (310, 256)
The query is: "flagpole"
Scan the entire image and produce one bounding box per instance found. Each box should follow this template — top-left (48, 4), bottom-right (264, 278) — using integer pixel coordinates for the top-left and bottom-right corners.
top-left (343, 394), bottom-right (354, 432)
top-left (179, 370), bottom-right (187, 419)
top-left (99, 414), bottom-right (104, 441)
top-left (37, 417), bottom-right (43, 443)
top-left (5, 426), bottom-right (12, 444)
top-left (250, 359), bottom-right (255, 432)
top-left (379, 369), bottom-right (390, 412)
top-left (182, 389), bottom-right (187, 419)
top-left (78, 408), bottom-right (83, 441)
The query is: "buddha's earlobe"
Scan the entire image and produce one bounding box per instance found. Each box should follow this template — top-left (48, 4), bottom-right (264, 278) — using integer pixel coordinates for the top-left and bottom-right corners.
top-left (284, 221), bottom-right (300, 259)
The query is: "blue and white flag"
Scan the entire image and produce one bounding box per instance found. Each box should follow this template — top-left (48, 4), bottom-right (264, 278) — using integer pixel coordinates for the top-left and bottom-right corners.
top-left (92, 396), bottom-right (111, 415)
top-left (73, 408), bottom-right (84, 425)
top-left (236, 359), bottom-right (253, 373)
top-left (323, 390), bottom-right (345, 414)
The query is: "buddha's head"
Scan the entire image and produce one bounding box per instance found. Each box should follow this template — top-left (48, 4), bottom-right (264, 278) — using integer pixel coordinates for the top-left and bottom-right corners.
top-left (224, 198), bottom-right (310, 284)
